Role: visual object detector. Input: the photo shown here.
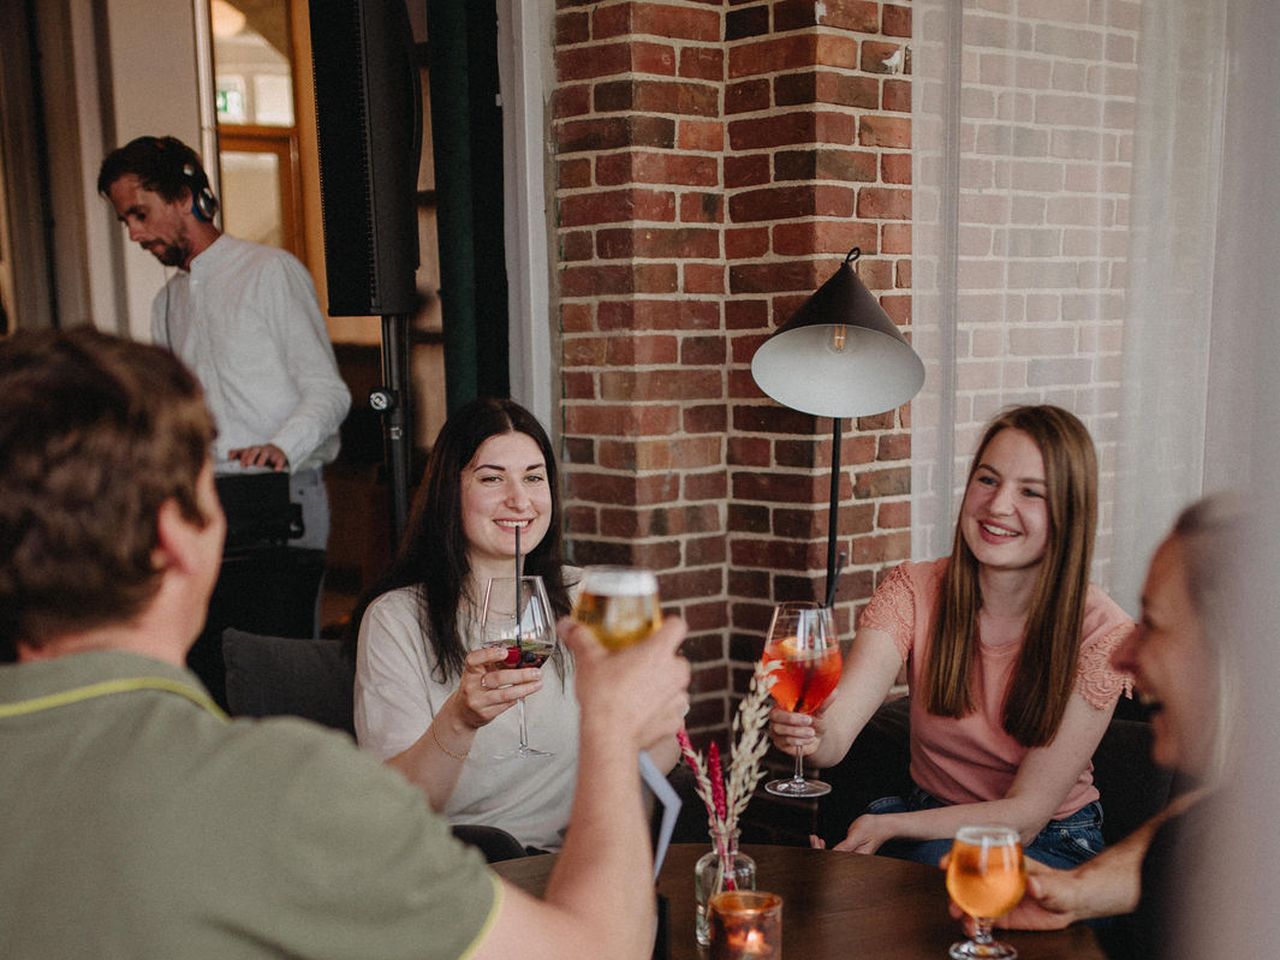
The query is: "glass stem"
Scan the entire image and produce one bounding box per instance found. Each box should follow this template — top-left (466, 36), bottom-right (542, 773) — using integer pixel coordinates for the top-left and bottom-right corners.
top-left (517, 698), bottom-right (530, 750)
top-left (792, 746), bottom-right (806, 783)
top-left (972, 918), bottom-right (994, 945)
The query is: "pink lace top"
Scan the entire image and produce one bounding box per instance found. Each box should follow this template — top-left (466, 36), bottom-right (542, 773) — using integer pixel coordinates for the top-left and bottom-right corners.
top-left (858, 559), bottom-right (1135, 819)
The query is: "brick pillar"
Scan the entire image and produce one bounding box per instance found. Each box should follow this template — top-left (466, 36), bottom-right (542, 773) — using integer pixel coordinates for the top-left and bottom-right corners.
top-left (723, 1), bottom-right (914, 694)
top-left (554, 1), bottom-right (734, 731)
top-left (552, 2), bottom-right (914, 752)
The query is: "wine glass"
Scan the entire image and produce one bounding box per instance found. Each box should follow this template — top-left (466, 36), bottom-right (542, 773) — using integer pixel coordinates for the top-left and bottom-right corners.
top-left (570, 566), bottom-right (662, 651)
top-left (763, 602), bottom-right (841, 798)
top-left (945, 825), bottom-right (1026, 959)
top-left (481, 575), bottom-right (558, 760)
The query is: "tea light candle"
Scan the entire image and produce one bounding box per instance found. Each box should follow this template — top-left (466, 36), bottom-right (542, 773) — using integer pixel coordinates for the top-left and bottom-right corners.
top-left (709, 890), bottom-right (783, 959)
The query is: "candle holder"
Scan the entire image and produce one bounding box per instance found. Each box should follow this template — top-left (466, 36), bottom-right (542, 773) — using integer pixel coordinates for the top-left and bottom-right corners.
top-left (709, 890), bottom-right (783, 960)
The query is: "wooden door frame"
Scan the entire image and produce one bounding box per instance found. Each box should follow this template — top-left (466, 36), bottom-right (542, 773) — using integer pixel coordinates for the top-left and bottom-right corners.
top-left (217, 124), bottom-right (304, 260)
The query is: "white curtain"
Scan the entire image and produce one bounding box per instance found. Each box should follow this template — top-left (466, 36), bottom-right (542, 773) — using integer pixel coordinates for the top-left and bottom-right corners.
top-left (910, 0), bottom-right (1256, 615)
top-left (913, 0), bottom-right (1280, 952)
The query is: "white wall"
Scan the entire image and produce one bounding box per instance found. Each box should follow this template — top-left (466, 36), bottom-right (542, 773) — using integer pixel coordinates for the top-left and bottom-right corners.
top-left (68, 0), bottom-right (205, 339)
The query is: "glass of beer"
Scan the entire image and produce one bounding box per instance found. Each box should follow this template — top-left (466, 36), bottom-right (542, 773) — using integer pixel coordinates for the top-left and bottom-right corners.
top-left (763, 602), bottom-right (841, 798)
top-left (945, 825), bottom-right (1026, 959)
top-left (570, 566), bottom-right (662, 651)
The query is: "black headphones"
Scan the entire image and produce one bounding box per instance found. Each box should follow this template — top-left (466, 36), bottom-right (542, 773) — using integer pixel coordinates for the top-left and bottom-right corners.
top-left (183, 161), bottom-right (219, 222)
top-left (144, 135), bottom-right (219, 222)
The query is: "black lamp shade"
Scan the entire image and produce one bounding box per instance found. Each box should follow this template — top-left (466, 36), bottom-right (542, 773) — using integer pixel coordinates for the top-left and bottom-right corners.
top-left (751, 251), bottom-right (925, 419)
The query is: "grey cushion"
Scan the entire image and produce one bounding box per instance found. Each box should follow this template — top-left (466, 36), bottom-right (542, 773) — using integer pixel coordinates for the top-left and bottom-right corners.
top-left (222, 628), bottom-right (356, 737)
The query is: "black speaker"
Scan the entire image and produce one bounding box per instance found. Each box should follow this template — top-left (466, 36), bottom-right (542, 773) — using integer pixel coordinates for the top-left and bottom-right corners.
top-left (309, 0), bottom-right (422, 316)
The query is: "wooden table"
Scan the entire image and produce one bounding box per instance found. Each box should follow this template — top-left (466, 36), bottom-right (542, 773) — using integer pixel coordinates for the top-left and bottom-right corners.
top-left (493, 843), bottom-right (1104, 959)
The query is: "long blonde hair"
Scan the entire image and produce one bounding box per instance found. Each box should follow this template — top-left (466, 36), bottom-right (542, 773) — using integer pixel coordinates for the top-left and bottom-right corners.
top-left (923, 405), bottom-right (1098, 747)
top-left (1169, 493), bottom-right (1243, 786)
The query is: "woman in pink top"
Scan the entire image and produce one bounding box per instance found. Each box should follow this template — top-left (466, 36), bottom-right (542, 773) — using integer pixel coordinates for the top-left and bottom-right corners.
top-left (770, 405), bottom-right (1134, 868)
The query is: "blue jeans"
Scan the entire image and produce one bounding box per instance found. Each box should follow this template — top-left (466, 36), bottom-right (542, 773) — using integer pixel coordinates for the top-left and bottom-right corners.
top-left (862, 784), bottom-right (1105, 869)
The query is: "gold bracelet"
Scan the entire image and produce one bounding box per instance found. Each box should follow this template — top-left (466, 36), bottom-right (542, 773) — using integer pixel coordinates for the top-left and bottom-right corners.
top-left (430, 724), bottom-right (469, 762)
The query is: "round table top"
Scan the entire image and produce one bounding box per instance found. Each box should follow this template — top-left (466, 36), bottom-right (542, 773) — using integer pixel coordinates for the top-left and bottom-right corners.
top-left (492, 842), bottom-right (1105, 960)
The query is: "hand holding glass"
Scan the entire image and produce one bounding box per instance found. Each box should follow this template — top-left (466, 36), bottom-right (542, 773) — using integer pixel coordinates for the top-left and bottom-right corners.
top-left (945, 825), bottom-right (1026, 959)
top-left (481, 576), bottom-right (557, 759)
top-left (763, 603), bottom-right (841, 798)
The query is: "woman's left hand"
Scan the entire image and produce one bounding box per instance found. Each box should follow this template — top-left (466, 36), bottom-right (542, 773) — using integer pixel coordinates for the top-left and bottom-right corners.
top-left (831, 813), bottom-right (899, 854)
top-left (454, 645), bottom-right (544, 729)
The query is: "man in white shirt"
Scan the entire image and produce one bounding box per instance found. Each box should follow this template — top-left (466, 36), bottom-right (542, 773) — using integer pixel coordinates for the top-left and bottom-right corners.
top-left (98, 136), bottom-right (352, 696)
top-left (98, 135), bottom-right (351, 551)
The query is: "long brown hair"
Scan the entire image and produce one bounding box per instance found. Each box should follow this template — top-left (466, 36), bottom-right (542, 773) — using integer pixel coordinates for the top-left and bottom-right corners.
top-left (923, 405), bottom-right (1098, 747)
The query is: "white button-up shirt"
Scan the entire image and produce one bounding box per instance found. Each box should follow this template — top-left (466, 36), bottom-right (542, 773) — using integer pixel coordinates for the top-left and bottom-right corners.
top-left (152, 234), bottom-right (351, 474)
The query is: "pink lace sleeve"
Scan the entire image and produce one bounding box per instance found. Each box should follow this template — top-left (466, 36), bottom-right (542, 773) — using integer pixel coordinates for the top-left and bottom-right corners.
top-left (856, 563), bottom-right (915, 661)
top-left (1076, 620), bottom-right (1136, 709)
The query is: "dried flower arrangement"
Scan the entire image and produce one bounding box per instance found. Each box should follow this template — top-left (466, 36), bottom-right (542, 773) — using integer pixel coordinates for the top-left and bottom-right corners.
top-left (676, 659), bottom-right (779, 891)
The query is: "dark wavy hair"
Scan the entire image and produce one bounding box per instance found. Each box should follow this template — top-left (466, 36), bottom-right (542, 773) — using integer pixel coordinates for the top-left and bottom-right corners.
top-left (96, 135), bottom-right (209, 204)
top-left (348, 397), bottom-right (570, 682)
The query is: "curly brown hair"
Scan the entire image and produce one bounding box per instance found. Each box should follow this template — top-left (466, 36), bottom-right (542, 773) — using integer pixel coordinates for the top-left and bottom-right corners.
top-left (0, 328), bottom-right (215, 659)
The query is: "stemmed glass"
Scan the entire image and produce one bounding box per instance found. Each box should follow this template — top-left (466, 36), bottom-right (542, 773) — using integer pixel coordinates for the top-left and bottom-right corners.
top-left (481, 575), bottom-right (558, 760)
top-left (945, 825), bottom-right (1026, 959)
top-left (763, 602), bottom-right (842, 798)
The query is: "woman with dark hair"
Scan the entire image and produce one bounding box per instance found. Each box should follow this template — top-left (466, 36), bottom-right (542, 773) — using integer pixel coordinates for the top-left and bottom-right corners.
top-left (771, 405), bottom-right (1135, 867)
top-left (351, 398), bottom-right (579, 852)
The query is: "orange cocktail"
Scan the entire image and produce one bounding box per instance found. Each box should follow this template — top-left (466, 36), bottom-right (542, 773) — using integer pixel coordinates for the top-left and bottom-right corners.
top-left (762, 603), bottom-right (841, 798)
top-left (762, 639), bottom-right (842, 715)
top-left (945, 826), bottom-right (1026, 960)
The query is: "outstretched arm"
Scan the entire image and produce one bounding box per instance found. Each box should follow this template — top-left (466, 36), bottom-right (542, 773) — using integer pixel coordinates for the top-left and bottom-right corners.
top-left (472, 617), bottom-right (691, 960)
top-left (989, 789), bottom-right (1207, 930)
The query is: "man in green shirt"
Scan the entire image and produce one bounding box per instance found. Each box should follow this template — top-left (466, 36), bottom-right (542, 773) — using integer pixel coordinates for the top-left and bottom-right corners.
top-left (0, 328), bottom-right (691, 960)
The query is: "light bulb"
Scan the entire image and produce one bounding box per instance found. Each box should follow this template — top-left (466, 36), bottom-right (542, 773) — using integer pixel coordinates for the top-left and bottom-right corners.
top-left (829, 324), bottom-right (847, 352)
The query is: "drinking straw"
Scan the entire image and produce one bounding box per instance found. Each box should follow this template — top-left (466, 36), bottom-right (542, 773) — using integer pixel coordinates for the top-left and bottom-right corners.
top-left (824, 549), bottom-right (847, 608)
top-left (514, 524), bottom-right (522, 635)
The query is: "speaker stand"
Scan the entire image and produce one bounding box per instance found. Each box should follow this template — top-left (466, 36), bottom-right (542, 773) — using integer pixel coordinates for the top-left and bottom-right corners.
top-left (372, 312), bottom-right (411, 543)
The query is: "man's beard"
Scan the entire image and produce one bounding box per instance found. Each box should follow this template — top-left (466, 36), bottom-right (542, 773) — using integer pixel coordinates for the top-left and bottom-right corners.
top-left (152, 242), bottom-right (186, 267)
top-left (148, 222), bottom-right (192, 268)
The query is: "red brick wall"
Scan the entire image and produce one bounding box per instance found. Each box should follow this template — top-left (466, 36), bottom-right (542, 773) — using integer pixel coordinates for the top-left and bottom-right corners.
top-left (553, 0), bottom-right (914, 737)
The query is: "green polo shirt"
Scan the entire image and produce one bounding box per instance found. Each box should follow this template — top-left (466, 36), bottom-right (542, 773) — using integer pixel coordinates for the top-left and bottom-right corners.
top-left (0, 651), bottom-right (499, 959)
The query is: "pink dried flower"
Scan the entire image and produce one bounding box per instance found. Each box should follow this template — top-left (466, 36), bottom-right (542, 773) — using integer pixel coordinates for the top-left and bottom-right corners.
top-left (676, 727), bottom-right (697, 764)
top-left (708, 741), bottom-right (728, 822)
top-left (676, 726), bottom-right (718, 824)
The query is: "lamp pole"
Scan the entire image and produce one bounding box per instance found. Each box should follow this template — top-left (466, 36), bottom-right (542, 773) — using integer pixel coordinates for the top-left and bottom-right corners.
top-left (826, 417), bottom-right (843, 607)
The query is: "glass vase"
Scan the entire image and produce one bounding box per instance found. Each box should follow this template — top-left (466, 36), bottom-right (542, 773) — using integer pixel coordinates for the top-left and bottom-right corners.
top-left (693, 829), bottom-right (756, 947)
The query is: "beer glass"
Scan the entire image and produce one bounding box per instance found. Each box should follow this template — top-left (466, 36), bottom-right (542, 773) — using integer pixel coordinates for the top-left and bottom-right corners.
top-left (570, 566), bottom-right (662, 651)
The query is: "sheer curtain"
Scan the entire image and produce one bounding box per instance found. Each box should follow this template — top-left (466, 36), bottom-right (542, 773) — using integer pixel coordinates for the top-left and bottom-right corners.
top-left (910, 0), bottom-right (1245, 614)
top-left (913, 0), bottom-right (1280, 952)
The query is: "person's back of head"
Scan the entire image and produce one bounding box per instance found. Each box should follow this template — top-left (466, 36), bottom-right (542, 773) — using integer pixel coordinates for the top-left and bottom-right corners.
top-left (0, 327), bottom-right (215, 661)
